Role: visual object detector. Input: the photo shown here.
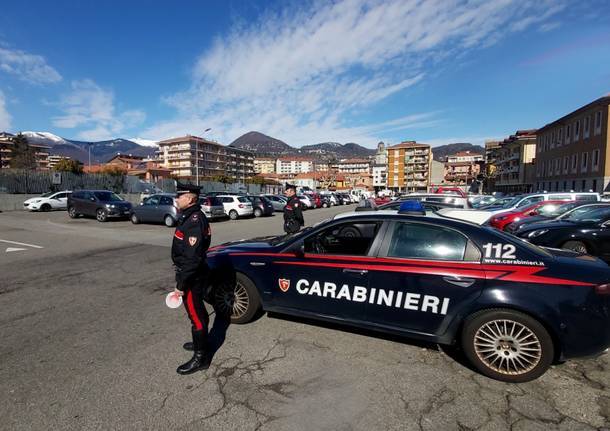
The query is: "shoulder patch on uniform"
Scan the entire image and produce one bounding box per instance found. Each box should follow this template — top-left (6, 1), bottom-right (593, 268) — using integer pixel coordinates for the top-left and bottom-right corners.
top-left (188, 236), bottom-right (197, 246)
top-left (294, 203), bottom-right (299, 207)
top-left (191, 213), bottom-right (199, 221)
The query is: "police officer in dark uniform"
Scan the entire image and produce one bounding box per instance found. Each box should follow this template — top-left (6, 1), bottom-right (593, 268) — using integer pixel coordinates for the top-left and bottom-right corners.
top-left (172, 183), bottom-right (212, 375)
top-left (283, 184), bottom-right (304, 234)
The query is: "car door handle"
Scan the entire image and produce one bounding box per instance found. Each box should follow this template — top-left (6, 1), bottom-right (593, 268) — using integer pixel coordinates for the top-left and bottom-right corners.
top-left (443, 276), bottom-right (475, 288)
top-left (343, 268), bottom-right (368, 275)
top-left (249, 262), bottom-right (266, 267)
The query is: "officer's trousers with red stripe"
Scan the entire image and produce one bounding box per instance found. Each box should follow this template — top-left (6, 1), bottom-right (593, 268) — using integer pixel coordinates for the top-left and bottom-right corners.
top-left (183, 277), bottom-right (209, 334)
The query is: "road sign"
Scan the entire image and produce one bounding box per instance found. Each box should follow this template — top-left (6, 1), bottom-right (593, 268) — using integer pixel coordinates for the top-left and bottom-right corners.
top-left (52, 172), bottom-right (62, 185)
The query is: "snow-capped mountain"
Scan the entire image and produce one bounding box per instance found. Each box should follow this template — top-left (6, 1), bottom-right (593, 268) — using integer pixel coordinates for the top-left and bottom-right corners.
top-left (18, 131), bottom-right (158, 163)
top-left (129, 137), bottom-right (159, 147)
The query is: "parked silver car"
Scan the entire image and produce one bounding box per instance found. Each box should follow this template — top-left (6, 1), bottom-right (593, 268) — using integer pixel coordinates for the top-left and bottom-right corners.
top-left (264, 194), bottom-right (287, 211)
top-left (199, 196), bottom-right (228, 220)
top-left (130, 193), bottom-right (178, 227)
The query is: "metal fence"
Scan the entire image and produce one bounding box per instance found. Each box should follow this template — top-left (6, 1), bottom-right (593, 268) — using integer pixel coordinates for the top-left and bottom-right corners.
top-left (0, 169), bottom-right (277, 195)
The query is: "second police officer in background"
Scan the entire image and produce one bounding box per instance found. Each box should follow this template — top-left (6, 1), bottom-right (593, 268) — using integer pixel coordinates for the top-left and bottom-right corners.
top-left (172, 183), bottom-right (212, 375)
top-left (283, 184), bottom-right (304, 234)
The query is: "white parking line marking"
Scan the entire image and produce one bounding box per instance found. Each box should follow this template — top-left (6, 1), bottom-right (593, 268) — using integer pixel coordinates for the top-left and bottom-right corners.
top-left (5, 247), bottom-right (27, 253)
top-left (0, 239), bottom-right (44, 249)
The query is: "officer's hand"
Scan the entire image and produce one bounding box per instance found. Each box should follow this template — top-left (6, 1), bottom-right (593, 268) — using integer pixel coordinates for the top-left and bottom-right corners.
top-left (174, 287), bottom-right (184, 296)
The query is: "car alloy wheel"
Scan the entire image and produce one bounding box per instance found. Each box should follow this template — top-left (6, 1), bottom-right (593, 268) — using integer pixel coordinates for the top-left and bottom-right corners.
top-left (96, 209), bottom-right (108, 222)
top-left (68, 207), bottom-right (78, 218)
top-left (462, 309), bottom-right (553, 383)
top-left (213, 273), bottom-right (261, 324)
top-left (229, 210), bottom-right (238, 220)
top-left (254, 208), bottom-right (262, 217)
top-left (562, 240), bottom-right (588, 254)
top-left (164, 215), bottom-right (175, 227)
top-left (131, 213), bottom-right (139, 224)
top-left (40, 203), bottom-right (51, 212)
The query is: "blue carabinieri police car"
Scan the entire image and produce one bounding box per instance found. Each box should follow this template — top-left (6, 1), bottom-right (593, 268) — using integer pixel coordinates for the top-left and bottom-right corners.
top-left (205, 205), bottom-right (610, 383)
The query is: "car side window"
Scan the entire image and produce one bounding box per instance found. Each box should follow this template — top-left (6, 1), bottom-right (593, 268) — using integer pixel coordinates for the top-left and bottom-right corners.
top-left (517, 196), bottom-right (543, 208)
top-left (160, 196), bottom-right (173, 205)
top-left (304, 221), bottom-right (381, 256)
top-left (387, 222), bottom-right (468, 261)
top-left (146, 196), bottom-right (160, 205)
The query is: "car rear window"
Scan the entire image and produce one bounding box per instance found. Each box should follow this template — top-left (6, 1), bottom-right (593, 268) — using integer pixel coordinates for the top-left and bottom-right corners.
top-left (238, 196), bottom-right (250, 203)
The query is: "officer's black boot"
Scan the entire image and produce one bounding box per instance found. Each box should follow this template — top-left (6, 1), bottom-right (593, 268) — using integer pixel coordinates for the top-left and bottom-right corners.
top-left (176, 330), bottom-right (211, 375)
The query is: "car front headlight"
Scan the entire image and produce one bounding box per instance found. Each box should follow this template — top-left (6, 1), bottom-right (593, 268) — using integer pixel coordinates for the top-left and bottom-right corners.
top-left (527, 229), bottom-right (548, 238)
top-left (106, 204), bottom-right (116, 208)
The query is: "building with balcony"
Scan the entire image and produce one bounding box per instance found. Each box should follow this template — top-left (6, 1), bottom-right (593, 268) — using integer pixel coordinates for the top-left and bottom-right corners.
top-left (275, 157), bottom-right (314, 175)
top-left (372, 163), bottom-right (387, 190)
top-left (0, 132), bottom-right (50, 170)
top-left (48, 155), bottom-right (77, 169)
top-left (535, 95), bottom-right (610, 193)
top-left (157, 135), bottom-right (229, 181)
top-left (494, 130), bottom-right (537, 194)
top-left (443, 151), bottom-right (483, 186)
top-left (330, 158), bottom-right (371, 174)
top-left (387, 141), bottom-right (432, 192)
top-left (226, 146), bottom-right (255, 181)
top-left (253, 157), bottom-right (276, 174)
top-left (446, 151), bottom-right (483, 163)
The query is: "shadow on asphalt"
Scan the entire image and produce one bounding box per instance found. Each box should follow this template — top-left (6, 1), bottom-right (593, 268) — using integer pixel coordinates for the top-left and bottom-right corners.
top-left (266, 311), bottom-right (479, 373)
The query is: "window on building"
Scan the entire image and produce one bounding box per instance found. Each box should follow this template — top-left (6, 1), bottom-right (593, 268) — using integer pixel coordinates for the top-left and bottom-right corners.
top-left (571, 154), bottom-right (578, 173)
top-left (584, 116), bottom-right (590, 139)
top-left (592, 149), bottom-right (600, 171)
top-left (563, 156), bottom-right (569, 173)
top-left (574, 120), bottom-right (580, 140)
top-left (563, 180), bottom-right (567, 191)
top-left (558, 127), bottom-right (563, 145)
top-left (581, 152), bottom-right (588, 172)
top-left (595, 111), bottom-right (602, 135)
top-left (592, 179), bottom-right (598, 192)
top-left (571, 180), bottom-right (576, 191)
top-left (565, 124), bottom-right (571, 144)
top-left (555, 158), bottom-right (561, 175)
top-left (582, 179), bottom-right (587, 191)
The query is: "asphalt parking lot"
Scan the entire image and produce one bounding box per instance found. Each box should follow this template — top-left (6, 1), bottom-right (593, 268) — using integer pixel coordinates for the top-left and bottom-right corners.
top-left (0, 207), bottom-right (609, 431)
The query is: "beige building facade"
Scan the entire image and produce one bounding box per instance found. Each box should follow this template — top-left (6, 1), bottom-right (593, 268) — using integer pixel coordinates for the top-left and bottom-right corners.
top-left (387, 141), bottom-right (432, 192)
top-left (535, 95), bottom-right (610, 193)
top-left (494, 130), bottom-right (537, 193)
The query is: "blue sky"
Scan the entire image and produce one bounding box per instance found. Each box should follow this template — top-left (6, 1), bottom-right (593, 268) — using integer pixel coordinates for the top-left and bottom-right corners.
top-left (0, 0), bottom-right (609, 148)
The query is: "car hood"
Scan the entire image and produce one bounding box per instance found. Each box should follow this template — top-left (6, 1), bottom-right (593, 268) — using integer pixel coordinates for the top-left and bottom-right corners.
top-left (24, 197), bottom-right (44, 204)
top-left (519, 220), bottom-right (584, 233)
top-left (208, 235), bottom-right (284, 254)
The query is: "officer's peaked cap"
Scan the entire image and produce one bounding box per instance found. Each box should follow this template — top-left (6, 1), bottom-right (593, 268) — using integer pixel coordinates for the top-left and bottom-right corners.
top-left (285, 183), bottom-right (296, 191)
top-left (176, 182), bottom-right (201, 196)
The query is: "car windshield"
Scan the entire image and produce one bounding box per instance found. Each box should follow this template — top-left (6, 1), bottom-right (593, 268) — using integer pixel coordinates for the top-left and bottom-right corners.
top-left (94, 191), bottom-right (123, 201)
top-left (540, 202), bottom-right (576, 216)
top-left (269, 226), bottom-right (313, 246)
top-left (563, 206), bottom-right (610, 223)
top-left (499, 196), bottom-right (521, 209)
top-left (40, 191), bottom-right (55, 197)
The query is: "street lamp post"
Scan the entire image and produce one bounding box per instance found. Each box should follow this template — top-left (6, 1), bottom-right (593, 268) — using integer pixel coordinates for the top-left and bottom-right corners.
top-left (195, 128), bottom-right (212, 186)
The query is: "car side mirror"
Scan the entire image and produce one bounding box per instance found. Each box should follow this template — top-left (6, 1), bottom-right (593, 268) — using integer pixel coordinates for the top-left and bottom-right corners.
top-left (89, 197), bottom-right (96, 202)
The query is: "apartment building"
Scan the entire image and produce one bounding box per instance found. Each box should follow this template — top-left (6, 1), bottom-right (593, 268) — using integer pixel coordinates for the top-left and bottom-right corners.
top-left (535, 95), bottom-right (610, 193)
top-left (0, 132), bottom-right (50, 170)
top-left (330, 158), bottom-right (371, 174)
top-left (494, 130), bottom-right (537, 194)
top-left (226, 147), bottom-right (255, 181)
top-left (443, 151), bottom-right (483, 186)
top-left (372, 164), bottom-right (387, 190)
top-left (157, 135), bottom-right (254, 183)
top-left (275, 157), bottom-right (314, 175)
top-left (446, 151), bottom-right (483, 163)
top-left (253, 157), bottom-right (276, 174)
top-left (387, 141), bottom-right (432, 192)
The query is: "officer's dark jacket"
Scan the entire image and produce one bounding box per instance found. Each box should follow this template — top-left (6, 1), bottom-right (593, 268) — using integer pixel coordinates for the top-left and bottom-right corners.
top-left (172, 203), bottom-right (211, 290)
top-left (283, 195), bottom-right (304, 233)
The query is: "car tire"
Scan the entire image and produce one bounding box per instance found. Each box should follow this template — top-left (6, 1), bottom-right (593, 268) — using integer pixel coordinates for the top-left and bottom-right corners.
top-left (461, 308), bottom-right (554, 383)
top-left (229, 210), bottom-right (239, 220)
top-left (131, 213), bottom-right (139, 224)
top-left (254, 208), bottom-right (262, 217)
top-left (164, 215), bottom-right (175, 227)
top-left (213, 272), bottom-right (262, 324)
top-left (68, 206), bottom-right (79, 218)
top-left (561, 240), bottom-right (588, 254)
top-left (96, 209), bottom-right (108, 222)
top-left (40, 203), bottom-right (51, 212)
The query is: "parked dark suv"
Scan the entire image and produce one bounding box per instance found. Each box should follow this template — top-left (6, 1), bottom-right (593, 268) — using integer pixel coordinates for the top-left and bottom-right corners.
top-left (68, 190), bottom-right (133, 222)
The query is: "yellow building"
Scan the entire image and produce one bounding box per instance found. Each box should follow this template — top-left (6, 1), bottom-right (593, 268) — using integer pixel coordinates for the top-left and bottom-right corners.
top-left (387, 141), bottom-right (432, 192)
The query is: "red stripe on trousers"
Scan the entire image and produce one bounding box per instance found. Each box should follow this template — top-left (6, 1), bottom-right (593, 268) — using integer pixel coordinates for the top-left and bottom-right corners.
top-left (186, 290), bottom-right (203, 330)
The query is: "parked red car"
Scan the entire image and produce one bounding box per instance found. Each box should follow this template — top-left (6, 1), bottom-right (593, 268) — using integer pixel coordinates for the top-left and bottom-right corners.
top-left (489, 200), bottom-right (572, 231)
top-left (374, 196), bottom-right (391, 205)
top-left (306, 192), bottom-right (322, 208)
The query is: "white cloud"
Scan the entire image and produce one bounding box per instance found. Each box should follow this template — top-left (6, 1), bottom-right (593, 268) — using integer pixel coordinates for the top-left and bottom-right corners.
top-left (0, 46), bottom-right (62, 84)
top-left (538, 21), bottom-right (562, 33)
top-left (53, 79), bottom-right (146, 141)
top-left (0, 90), bottom-right (12, 131)
top-left (145, 0), bottom-right (565, 146)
